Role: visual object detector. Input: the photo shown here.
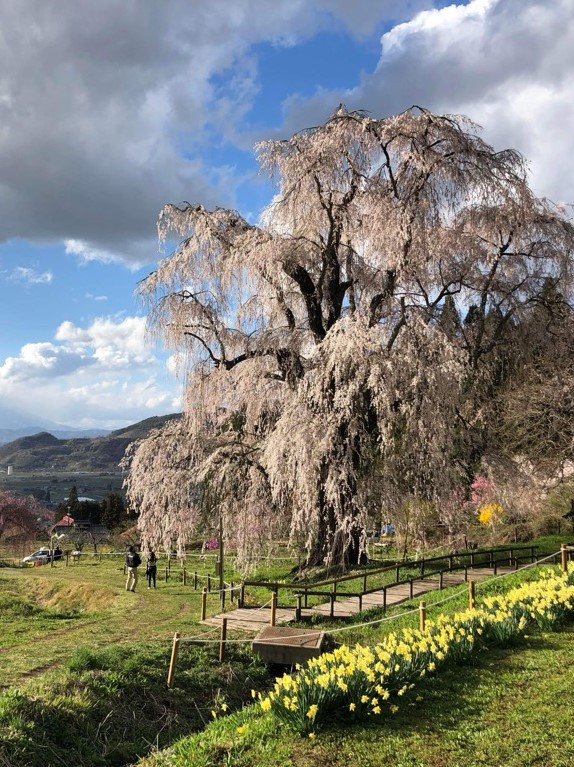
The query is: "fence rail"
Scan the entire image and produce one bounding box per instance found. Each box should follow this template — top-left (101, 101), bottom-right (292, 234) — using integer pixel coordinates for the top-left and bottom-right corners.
top-left (237, 544), bottom-right (540, 612)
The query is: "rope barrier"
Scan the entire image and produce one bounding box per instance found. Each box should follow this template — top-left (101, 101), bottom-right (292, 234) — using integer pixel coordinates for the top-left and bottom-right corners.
top-left (171, 549), bottom-right (568, 645)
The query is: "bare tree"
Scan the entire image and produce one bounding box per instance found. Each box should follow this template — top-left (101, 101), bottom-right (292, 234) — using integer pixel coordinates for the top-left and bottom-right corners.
top-left (0, 490), bottom-right (41, 545)
top-left (125, 106), bottom-right (573, 570)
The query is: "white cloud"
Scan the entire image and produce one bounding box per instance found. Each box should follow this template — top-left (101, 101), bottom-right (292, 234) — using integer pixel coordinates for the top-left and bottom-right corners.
top-left (0, 314), bottom-right (182, 427)
top-left (279, 0), bottom-right (574, 205)
top-left (65, 240), bottom-right (125, 267)
top-left (55, 316), bottom-right (155, 368)
top-left (85, 292), bottom-right (108, 301)
top-left (0, 342), bottom-right (94, 382)
top-left (10, 266), bottom-right (53, 284)
top-left (0, 1), bottom-right (436, 264)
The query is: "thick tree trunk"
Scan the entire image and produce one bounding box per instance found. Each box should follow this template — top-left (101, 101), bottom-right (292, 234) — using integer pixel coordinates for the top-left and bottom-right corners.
top-left (304, 487), bottom-right (367, 570)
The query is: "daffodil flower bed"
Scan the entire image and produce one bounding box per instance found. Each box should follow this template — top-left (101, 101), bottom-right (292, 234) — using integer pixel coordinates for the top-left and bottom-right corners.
top-left (258, 564), bottom-right (574, 734)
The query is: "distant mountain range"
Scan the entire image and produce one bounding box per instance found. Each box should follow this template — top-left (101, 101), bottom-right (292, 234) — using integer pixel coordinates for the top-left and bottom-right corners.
top-left (0, 414), bottom-right (181, 472)
top-left (0, 402), bottom-right (112, 444)
top-left (0, 426), bottom-right (110, 445)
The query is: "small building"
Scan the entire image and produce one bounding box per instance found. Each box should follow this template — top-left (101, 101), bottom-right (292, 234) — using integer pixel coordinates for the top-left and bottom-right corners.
top-left (49, 515), bottom-right (76, 536)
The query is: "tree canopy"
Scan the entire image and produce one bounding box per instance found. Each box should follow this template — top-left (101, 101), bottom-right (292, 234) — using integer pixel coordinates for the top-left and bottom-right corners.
top-left (124, 106), bottom-right (574, 569)
top-left (0, 490), bottom-right (41, 543)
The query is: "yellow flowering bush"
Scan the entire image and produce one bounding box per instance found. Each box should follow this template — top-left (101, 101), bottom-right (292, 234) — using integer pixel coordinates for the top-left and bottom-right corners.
top-left (259, 564), bottom-right (574, 733)
top-left (477, 502), bottom-right (503, 525)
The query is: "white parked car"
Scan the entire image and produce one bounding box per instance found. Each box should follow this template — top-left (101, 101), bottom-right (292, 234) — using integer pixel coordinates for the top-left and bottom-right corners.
top-left (22, 548), bottom-right (51, 564)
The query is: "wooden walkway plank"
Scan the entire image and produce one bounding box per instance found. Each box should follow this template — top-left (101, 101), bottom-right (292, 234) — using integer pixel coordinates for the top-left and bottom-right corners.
top-left (203, 566), bottom-right (516, 631)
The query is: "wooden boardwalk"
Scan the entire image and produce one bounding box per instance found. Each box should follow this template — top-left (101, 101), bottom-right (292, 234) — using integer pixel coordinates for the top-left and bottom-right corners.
top-left (203, 566), bottom-right (514, 631)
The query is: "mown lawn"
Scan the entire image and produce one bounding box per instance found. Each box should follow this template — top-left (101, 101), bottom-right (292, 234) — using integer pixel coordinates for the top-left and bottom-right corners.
top-left (0, 552), bottom-right (244, 689)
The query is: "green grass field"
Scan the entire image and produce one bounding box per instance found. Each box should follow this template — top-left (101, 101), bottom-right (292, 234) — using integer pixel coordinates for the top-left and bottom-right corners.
top-left (1, 537), bottom-right (573, 767)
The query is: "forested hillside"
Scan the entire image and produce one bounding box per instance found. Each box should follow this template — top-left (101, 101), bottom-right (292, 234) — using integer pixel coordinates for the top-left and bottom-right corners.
top-left (0, 414), bottom-right (181, 472)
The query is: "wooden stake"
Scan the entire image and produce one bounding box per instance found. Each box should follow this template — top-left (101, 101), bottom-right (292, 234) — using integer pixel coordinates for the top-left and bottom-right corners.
top-left (469, 579), bottom-right (476, 610)
top-left (201, 587), bottom-right (207, 621)
top-left (561, 543), bottom-right (568, 572)
top-left (296, 594), bottom-right (302, 621)
top-left (219, 617), bottom-right (227, 663)
top-left (419, 600), bottom-right (426, 632)
top-left (271, 592), bottom-right (277, 626)
top-left (218, 515), bottom-right (224, 594)
top-left (167, 632), bottom-right (180, 688)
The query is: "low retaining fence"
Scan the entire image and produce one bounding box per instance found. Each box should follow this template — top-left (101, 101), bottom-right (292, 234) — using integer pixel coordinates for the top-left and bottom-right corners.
top-left (167, 546), bottom-right (574, 684)
top-left (237, 544), bottom-right (541, 617)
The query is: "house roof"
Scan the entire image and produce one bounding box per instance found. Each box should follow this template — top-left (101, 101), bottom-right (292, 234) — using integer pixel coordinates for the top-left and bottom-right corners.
top-left (54, 514), bottom-right (75, 527)
top-left (48, 515), bottom-right (75, 534)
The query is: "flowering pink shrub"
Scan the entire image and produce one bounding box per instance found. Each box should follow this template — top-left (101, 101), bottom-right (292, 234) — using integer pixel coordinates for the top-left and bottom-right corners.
top-left (471, 475), bottom-right (495, 505)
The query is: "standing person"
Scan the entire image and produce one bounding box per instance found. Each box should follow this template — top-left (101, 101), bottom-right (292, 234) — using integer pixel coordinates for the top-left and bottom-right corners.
top-left (125, 545), bottom-right (141, 592)
top-left (146, 550), bottom-right (157, 589)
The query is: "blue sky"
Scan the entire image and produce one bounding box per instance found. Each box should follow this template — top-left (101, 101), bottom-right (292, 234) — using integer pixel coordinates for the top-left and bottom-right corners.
top-left (0, 0), bottom-right (572, 430)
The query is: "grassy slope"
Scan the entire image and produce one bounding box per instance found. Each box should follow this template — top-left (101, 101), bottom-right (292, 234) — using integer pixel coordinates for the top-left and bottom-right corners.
top-left (0, 553), bottom-right (243, 688)
top-left (1, 538), bottom-right (573, 766)
top-left (141, 628), bottom-right (574, 767)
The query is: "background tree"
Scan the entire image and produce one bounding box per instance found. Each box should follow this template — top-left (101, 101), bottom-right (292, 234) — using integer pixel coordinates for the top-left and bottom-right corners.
top-left (125, 106), bottom-right (573, 570)
top-left (66, 485), bottom-right (81, 517)
top-left (0, 491), bottom-right (40, 545)
top-left (101, 492), bottom-right (127, 530)
top-left (78, 500), bottom-right (102, 526)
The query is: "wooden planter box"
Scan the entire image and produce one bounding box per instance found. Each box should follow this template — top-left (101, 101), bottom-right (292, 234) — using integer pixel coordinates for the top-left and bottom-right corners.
top-left (252, 625), bottom-right (326, 666)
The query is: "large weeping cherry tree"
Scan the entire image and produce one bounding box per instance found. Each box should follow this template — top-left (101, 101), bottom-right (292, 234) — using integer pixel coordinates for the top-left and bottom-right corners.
top-left (124, 106), bottom-right (573, 570)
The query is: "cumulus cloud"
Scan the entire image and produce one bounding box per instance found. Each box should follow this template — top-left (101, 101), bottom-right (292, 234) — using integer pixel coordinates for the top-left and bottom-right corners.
top-left (0, 315), bottom-right (154, 383)
top-left (0, 0), bottom-right (430, 264)
top-left (55, 316), bottom-right (155, 368)
top-left (0, 342), bottom-right (94, 382)
top-left (0, 313), bottom-right (182, 427)
top-left (278, 0), bottom-right (574, 204)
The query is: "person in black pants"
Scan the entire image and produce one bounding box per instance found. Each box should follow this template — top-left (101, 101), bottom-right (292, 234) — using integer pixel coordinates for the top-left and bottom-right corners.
top-left (146, 551), bottom-right (157, 589)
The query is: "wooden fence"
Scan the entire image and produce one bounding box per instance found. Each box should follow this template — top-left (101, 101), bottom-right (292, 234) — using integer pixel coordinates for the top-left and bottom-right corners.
top-left (237, 544), bottom-right (540, 616)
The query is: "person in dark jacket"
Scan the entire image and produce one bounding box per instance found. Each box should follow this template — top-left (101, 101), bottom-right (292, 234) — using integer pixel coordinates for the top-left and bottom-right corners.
top-left (146, 550), bottom-right (157, 589)
top-left (125, 546), bottom-right (141, 592)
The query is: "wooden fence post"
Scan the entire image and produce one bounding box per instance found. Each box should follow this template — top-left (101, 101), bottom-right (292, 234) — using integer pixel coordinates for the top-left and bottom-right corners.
top-left (419, 601), bottom-right (426, 632)
top-left (238, 582), bottom-right (245, 609)
top-left (219, 618), bottom-right (227, 663)
top-left (167, 632), bottom-right (180, 688)
top-left (561, 543), bottom-right (568, 572)
top-left (469, 580), bottom-right (476, 610)
top-left (207, 574), bottom-right (211, 592)
top-left (182, 568), bottom-right (187, 586)
top-left (201, 587), bottom-right (207, 621)
top-left (296, 594), bottom-right (302, 621)
top-left (194, 571), bottom-right (198, 589)
top-left (270, 592), bottom-right (277, 626)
